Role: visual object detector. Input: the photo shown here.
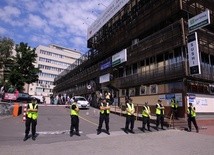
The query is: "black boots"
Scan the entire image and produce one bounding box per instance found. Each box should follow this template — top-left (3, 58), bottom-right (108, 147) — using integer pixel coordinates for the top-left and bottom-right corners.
top-left (23, 135), bottom-right (28, 141)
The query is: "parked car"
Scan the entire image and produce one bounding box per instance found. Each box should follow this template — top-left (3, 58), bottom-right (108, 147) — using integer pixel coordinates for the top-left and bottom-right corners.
top-left (2, 92), bottom-right (41, 103)
top-left (71, 96), bottom-right (90, 109)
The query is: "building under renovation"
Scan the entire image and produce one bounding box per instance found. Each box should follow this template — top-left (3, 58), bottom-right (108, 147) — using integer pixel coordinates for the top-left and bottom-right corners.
top-left (54, 0), bottom-right (214, 117)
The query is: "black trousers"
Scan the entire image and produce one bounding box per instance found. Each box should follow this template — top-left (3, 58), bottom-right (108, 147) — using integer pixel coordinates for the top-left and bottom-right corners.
top-left (125, 115), bottom-right (135, 131)
top-left (142, 116), bottom-right (150, 130)
top-left (172, 108), bottom-right (178, 119)
top-left (188, 117), bottom-right (198, 131)
top-left (98, 113), bottom-right (109, 131)
top-left (25, 117), bottom-right (37, 137)
top-left (70, 115), bottom-right (79, 134)
top-left (156, 114), bottom-right (164, 128)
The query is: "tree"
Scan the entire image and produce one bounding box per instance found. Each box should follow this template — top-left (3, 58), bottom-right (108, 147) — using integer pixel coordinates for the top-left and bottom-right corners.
top-left (8, 42), bottom-right (40, 92)
top-left (0, 37), bottom-right (14, 69)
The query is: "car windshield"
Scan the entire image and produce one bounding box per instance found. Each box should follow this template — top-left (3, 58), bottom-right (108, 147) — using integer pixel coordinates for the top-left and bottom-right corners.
top-left (76, 97), bottom-right (86, 101)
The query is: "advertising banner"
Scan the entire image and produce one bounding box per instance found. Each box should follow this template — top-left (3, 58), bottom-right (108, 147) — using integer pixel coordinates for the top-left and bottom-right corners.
top-left (187, 32), bottom-right (201, 75)
top-left (188, 10), bottom-right (210, 32)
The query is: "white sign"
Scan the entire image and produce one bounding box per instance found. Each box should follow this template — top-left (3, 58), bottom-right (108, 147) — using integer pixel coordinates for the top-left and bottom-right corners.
top-left (99, 73), bottom-right (110, 83)
top-left (112, 49), bottom-right (127, 67)
top-left (188, 10), bottom-right (210, 32)
top-left (187, 32), bottom-right (201, 75)
top-left (87, 0), bottom-right (129, 39)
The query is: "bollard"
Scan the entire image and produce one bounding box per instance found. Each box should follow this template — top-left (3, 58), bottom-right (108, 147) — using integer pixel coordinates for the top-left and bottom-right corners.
top-left (22, 104), bottom-right (27, 122)
top-left (13, 103), bottom-right (20, 117)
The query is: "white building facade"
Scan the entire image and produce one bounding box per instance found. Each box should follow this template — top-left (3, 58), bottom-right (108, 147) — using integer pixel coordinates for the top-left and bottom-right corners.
top-left (24, 44), bottom-right (81, 103)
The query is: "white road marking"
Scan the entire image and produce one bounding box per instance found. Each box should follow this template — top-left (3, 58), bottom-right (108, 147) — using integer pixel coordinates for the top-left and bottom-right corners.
top-left (36, 130), bottom-right (83, 135)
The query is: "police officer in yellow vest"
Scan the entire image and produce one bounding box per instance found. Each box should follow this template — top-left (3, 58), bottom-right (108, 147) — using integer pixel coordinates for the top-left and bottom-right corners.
top-left (97, 99), bottom-right (110, 135)
top-left (124, 98), bottom-right (135, 134)
top-left (156, 99), bottom-right (165, 131)
top-left (142, 102), bottom-right (151, 132)
top-left (23, 97), bottom-right (38, 141)
top-left (171, 97), bottom-right (179, 120)
top-left (187, 103), bottom-right (199, 133)
top-left (70, 99), bottom-right (80, 137)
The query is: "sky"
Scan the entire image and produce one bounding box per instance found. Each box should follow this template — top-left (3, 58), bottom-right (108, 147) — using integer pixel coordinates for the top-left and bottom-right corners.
top-left (0, 0), bottom-right (113, 54)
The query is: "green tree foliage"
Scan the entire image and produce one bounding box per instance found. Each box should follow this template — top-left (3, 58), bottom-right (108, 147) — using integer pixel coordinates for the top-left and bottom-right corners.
top-left (8, 42), bottom-right (40, 91)
top-left (0, 37), bottom-right (14, 69)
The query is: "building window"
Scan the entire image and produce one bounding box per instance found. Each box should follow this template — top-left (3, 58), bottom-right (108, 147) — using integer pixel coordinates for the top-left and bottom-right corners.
top-left (140, 86), bottom-right (147, 95)
top-left (150, 84), bottom-right (157, 94)
top-left (129, 88), bottom-right (135, 96)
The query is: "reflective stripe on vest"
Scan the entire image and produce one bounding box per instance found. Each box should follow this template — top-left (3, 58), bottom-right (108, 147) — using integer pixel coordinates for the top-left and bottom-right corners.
top-left (142, 106), bottom-right (150, 117)
top-left (27, 103), bottom-right (38, 120)
top-left (156, 103), bottom-right (164, 115)
top-left (127, 103), bottom-right (134, 115)
top-left (100, 102), bottom-right (110, 114)
top-left (171, 100), bottom-right (178, 108)
top-left (187, 107), bottom-right (196, 117)
top-left (70, 103), bottom-right (79, 116)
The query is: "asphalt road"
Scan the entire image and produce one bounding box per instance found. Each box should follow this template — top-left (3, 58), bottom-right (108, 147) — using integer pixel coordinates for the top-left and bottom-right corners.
top-left (0, 105), bottom-right (146, 146)
top-left (0, 105), bottom-right (214, 155)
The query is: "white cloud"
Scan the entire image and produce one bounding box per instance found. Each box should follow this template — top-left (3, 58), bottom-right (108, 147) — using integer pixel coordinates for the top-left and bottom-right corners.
top-left (0, 6), bottom-right (23, 26)
top-left (0, 27), bottom-right (6, 34)
top-left (0, 0), bottom-right (113, 53)
top-left (27, 14), bottom-right (47, 28)
top-left (31, 35), bottom-right (52, 46)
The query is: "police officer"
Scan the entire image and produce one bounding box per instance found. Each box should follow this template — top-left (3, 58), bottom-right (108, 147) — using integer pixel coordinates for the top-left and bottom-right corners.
top-left (171, 97), bottom-right (178, 120)
top-left (187, 103), bottom-right (199, 133)
top-left (97, 99), bottom-right (110, 135)
top-left (156, 99), bottom-right (165, 130)
top-left (142, 102), bottom-right (151, 132)
top-left (70, 99), bottom-right (80, 137)
top-left (23, 97), bottom-right (38, 141)
top-left (124, 98), bottom-right (135, 134)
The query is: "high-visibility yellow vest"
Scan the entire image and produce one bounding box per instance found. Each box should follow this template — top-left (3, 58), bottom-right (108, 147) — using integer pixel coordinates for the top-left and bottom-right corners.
top-left (187, 106), bottom-right (196, 117)
top-left (27, 103), bottom-right (38, 120)
top-left (70, 102), bottom-right (79, 116)
top-left (100, 102), bottom-right (110, 114)
top-left (171, 99), bottom-right (178, 108)
top-left (156, 103), bottom-right (164, 115)
top-left (142, 105), bottom-right (150, 117)
top-left (127, 103), bottom-right (134, 115)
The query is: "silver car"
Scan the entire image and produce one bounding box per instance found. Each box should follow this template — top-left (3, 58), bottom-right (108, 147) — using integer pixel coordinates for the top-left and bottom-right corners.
top-left (71, 96), bottom-right (90, 109)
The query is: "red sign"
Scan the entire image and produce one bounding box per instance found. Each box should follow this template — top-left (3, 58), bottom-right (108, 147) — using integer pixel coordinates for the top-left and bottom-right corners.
top-left (4, 93), bottom-right (17, 101)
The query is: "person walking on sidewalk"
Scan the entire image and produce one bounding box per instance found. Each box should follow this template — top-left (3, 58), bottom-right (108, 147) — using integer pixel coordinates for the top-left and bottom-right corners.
top-left (70, 99), bottom-right (80, 137)
top-left (142, 102), bottom-right (151, 132)
top-left (156, 99), bottom-right (165, 130)
top-left (187, 103), bottom-right (199, 133)
top-left (97, 99), bottom-right (111, 135)
top-left (23, 98), bottom-right (38, 141)
top-left (124, 98), bottom-right (135, 134)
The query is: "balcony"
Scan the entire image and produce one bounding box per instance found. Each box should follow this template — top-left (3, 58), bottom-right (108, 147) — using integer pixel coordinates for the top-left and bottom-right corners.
top-left (112, 62), bottom-right (186, 88)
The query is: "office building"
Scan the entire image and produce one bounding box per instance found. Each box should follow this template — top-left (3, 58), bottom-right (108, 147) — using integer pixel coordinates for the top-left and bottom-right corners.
top-left (54, 0), bottom-right (214, 116)
top-left (25, 44), bottom-right (81, 103)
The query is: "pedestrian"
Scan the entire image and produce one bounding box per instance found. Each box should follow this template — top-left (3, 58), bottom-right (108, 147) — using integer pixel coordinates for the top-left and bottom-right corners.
top-left (156, 99), bottom-right (165, 130)
top-left (187, 103), bottom-right (199, 133)
top-left (171, 97), bottom-right (178, 120)
top-left (97, 99), bottom-right (110, 135)
top-left (124, 98), bottom-right (135, 134)
top-left (23, 97), bottom-right (38, 141)
top-left (142, 102), bottom-right (151, 132)
top-left (70, 99), bottom-right (80, 137)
